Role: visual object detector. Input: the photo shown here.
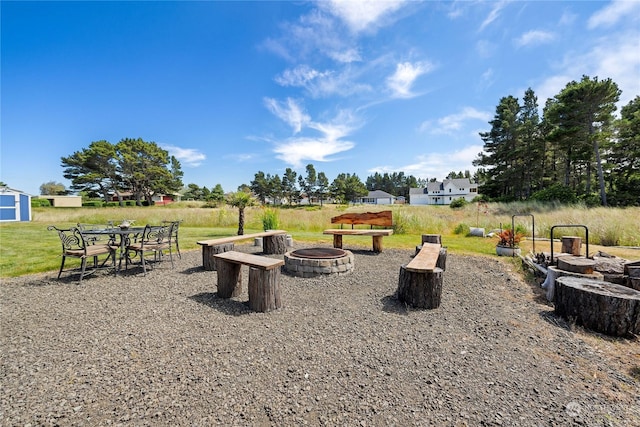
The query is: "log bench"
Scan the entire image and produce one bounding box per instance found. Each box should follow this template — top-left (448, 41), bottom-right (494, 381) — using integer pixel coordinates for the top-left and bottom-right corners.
top-left (323, 211), bottom-right (394, 253)
top-left (197, 230), bottom-right (287, 271)
top-left (213, 251), bottom-right (285, 313)
top-left (397, 242), bottom-right (446, 309)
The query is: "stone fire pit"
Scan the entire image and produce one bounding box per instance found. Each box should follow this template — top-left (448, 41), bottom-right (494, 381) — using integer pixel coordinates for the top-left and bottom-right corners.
top-left (284, 248), bottom-right (354, 278)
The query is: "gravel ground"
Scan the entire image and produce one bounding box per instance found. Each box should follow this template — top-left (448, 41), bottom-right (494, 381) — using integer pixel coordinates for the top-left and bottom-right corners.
top-left (1, 242), bottom-right (639, 426)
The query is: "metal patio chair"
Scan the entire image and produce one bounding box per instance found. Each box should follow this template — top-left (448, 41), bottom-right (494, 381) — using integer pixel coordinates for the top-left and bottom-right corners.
top-left (48, 225), bottom-right (117, 283)
top-left (124, 223), bottom-right (174, 275)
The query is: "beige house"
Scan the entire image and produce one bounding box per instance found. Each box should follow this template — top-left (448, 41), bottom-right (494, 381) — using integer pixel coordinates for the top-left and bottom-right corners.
top-left (43, 195), bottom-right (83, 207)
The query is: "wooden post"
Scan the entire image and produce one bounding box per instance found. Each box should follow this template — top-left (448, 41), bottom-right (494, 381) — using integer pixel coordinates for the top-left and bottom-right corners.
top-left (248, 267), bottom-right (282, 312)
top-left (437, 248), bottom-right (447, 271)
top-left (397, 266), bottom-right (443, 309)
top-left (202, 243), bottom-right (234, 271)
top-left (263, 234), bottom-right (287, 255)
top-left (555, 276), bottom-right (640, 337)
top-left (333, 234), bottom-right (343, 249)
top-left (372, 235), bottom-right (383, 253)
top-left (216, 260), bottom-right (242, 298)
top-left (422, 234), bottom-right (442, 245)
top-left (561, 236), bottom-right (582, 256)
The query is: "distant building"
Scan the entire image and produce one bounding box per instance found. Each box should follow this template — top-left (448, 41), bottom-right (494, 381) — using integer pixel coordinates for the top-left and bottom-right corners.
top-left (42, 195), bottom-right (82, 207)
top-left (356, 190), bottom-right (396, 205)
top-left (0, 186), bottom-right (31, 222)
top-left (409, 178), bottom-right (478, 205)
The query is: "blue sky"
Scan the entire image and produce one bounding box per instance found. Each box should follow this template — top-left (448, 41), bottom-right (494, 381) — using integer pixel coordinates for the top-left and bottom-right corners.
top-left (2, 1), bottom-right (639, 196)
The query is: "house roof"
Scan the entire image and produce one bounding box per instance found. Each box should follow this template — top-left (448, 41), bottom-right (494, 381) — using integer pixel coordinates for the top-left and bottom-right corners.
top-left (368, 190), bottom-right (395, 199)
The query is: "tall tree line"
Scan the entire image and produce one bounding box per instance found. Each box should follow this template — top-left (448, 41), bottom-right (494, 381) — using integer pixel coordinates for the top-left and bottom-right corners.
top-left (474, 76), bottom-right (638, 206)
top-left (250, 164), bottom-right (369, 205)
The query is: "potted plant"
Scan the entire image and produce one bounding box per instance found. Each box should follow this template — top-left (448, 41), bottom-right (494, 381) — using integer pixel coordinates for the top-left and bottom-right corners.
top-left (495, 228), bottom-right (524, 256)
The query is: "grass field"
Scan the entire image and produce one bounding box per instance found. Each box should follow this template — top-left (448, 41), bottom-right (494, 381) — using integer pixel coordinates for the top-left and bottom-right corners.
top-left (1, 202), bottom-right (639, 277)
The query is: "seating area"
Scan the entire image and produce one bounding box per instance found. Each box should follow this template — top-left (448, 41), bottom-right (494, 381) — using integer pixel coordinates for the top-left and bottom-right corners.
top-left (49, 220), bottom-right (181, 281)
top-left (197, 230), bottom-right (288, 270)
top-left (48, 225), bottom-right (117, 283)
top-left (323, 211), bottom-right (394, 253)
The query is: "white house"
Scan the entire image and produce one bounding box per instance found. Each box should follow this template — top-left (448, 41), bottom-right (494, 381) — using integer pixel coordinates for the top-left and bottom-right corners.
top-left (356, 190), bottom-right (396, 205)
top-left (409, 179), bottom-right (478, 205)
top-left (0, 186), bottom-right (31, 222)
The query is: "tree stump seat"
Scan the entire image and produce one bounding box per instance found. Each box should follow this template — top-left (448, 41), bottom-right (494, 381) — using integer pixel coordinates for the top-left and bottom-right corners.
top-left (197, 230), bottom-right (287, 270)
top-left (213, 251), bottom-right (285, 313)
top-left (555, 276), bottom-right (640, 337)
top-left (397, 242), bottom-right (447, 309)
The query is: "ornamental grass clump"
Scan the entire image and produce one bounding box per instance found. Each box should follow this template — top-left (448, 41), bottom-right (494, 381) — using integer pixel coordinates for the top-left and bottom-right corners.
top-left (496, 228), bottom-right (525, 248)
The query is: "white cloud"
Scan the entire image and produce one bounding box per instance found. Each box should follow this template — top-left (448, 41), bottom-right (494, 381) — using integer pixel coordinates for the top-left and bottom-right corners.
top-left (588, 0), bottom-right (640, 29)
top-left (514, 30), bottom-right (555, 48)
top-left (275, 65), bottom-right (330, 87)
top-left (267, 102), bottom-right (360, 167)
top-left (475, 40), bottom-right (495, 58)
top-left (274, 137), bottom-right (355, 167)
top-left (419, 107), bottom-right (491, 135)
top-left (263, 97), bottom-right (311, 134)
top-left (535, 29), bottom-right (640, 107)
top-left (479, 0), bottom-right (509, 32)
top-left (369, 144), bottom-right (483, 181)
top-left (318, 0), bottom-right (407, 33)
top-left (387, 61), bottom-right (432, 98)
top-left (162, 145), bottom-right (206, 167)
top-left (274, 65), bottom-right (371, 98)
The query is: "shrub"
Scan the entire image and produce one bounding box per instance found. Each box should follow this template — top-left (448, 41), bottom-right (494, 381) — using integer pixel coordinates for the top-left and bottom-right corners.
top-left (579, 193), bottom-right (602, 207)
top-left (261, 207), bottom-right (279, 231)
top-left (453, 222), bottom-right (470, 235)
top-left (530, 184), bottom-right (577, 204)
top-left (31, 198), bottom-right (51, 207)
top-left (83, 201), bottom-right (104, 208)
top-left (449, 198), bottom-right (468, 209)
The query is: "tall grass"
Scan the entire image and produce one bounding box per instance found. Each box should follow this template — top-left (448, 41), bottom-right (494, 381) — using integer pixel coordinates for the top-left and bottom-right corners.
top-left (2, 201), bottom-right (638, 277)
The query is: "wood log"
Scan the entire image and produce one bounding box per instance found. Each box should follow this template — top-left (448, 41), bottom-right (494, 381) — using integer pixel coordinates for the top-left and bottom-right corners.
top-left (557, 256), bottom-right (595, 274)
top-left (541, 265), bottom-right (604, 302)
top-left (627, 266), bottom-right (640, 290)
top-left (561, 236), bottom-right (582, 256)
top-left (437, 248), bottom-right (447, 271)
top-left (333, 234), bottom-right (343, 249)
top-left (216, 260), bottom-right (242, 298)
top-left (422, 234), bottom-right (442, 245)
top-left (248, 267), bottom-right (283, 312)
top-left (397, 265), bottom-right (443, 309)
top-left (554, 276), bottom-right (640, 337)
top-left (202, 243), bottom-right (235, 271)
top-left (372, 235), bottom-right (383, 253)
top-left (263, 234), bottom-right (287, 255)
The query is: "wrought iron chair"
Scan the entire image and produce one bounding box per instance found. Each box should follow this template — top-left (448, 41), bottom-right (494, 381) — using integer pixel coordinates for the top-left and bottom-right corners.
top-left (161, 220), bottom-right (182, 259)
top-left (124, 223), bottom-right (174, 275)
top-left (48, 226), bottom-right (117, 282)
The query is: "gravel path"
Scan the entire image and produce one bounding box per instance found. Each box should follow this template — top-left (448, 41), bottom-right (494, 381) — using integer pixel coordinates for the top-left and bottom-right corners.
top-left (1, 243), bottom-right (638, 426)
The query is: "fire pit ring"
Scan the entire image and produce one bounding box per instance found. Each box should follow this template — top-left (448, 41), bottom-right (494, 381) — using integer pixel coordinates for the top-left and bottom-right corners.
top-left (284, 248), bottom-right (354, 278)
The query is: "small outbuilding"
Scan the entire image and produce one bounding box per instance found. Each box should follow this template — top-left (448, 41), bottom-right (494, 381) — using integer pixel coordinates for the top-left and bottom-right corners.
top-left (43, 195), bottom-right (83, 207)
top-left (0, 186), bottom-right (32, 222)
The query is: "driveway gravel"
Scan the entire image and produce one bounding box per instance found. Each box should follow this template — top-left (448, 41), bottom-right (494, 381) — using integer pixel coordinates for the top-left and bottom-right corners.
top-left (1, 243), bottom-right (638, 426)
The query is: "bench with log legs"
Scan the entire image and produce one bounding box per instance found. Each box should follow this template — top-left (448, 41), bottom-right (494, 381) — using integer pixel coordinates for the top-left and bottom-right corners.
top-left (397, 241), bottom-right (447, 309)
top-left (323, 211), bottom-right (394, 253)
top-left (213, 251), bottom-right (284, 313)
top-left (197, 230), bottom-right (287, 271)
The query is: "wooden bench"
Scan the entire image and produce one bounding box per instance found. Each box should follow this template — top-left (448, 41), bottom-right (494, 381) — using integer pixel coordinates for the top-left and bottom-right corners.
top-left (213, 251), bottom-right (284, 312)
top-left (323, 211), bottom-right (394, 253)
top-left (397, 242), bottom-right (446, 309)
top-left (197, 230), bottom-right (287, 270)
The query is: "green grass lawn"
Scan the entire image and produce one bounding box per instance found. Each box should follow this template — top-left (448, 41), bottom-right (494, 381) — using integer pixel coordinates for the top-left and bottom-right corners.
top-left (2, 203), bottom-right (638, 278)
